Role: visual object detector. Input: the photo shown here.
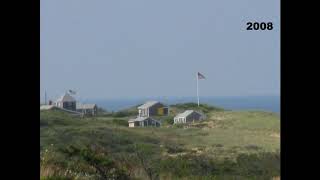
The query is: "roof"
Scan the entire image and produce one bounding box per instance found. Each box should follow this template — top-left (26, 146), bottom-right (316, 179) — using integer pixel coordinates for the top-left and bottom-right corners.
top-left (76, 103), bottom-right (96, 110)
top-left (128, 116), bottom-right (160, 123)
top-left (175, 110), bottom-right (201, 118)
top-left (56, 93), bottom-right (76, 102)
top-left (40, 105), bottom-right (55, 110)
top-left (138, 101), bottom-right (160, 109)
top-left (128, 116), bottom-right (149, 122)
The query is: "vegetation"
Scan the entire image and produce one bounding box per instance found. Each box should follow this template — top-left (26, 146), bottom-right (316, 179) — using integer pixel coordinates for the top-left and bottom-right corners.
top-left (170, 103), bottom-right (224, 114)
top-left (97, 106), bottom-right (138, 118)
top-left (40, 103), bottom-right (280, 180)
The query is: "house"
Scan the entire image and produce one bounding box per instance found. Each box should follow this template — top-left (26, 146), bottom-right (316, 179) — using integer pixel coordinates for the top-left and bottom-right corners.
top-left (54, 93), bottom-right (77, 111)
top-left (137, 101), bottom-right (168, 117)
top-left (76, 103), bottom-right (98, 116)
top-left (128, 116), bottom-right (161, 128)
top-left (174, 110), bottom-right (205, 124)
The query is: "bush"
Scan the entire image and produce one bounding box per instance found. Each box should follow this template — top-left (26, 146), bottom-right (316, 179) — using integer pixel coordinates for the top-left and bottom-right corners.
top-left (162, 116), bottom-right (174, 125)
top-left (171, 103), bottom-right (224, 114)
top-left (164, 142), bottom-right (185, 154)
top-left (40, 175), bottom-right (72, 180)
top-left (160, 154), bottom-right (217, 178)
top-left (60, 145), bottom-right (130, 179)
top-left (173, 124), bottom-right (184, 128)
top-left (235, 152), bottom-right (280, 178)
top-left (112, 119), bottom-right (128, 126)
top-left (160, 152), bottom-right (280, 179)
top-left (134, 143), bottom-right (161, 180)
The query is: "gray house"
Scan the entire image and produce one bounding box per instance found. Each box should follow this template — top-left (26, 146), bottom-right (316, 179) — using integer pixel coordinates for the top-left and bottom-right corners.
top-left (76, 103), bottom-right (98, 116)
top-left (138, 101), bottom-right (168, 117)
top-left (174, 110), bottom-right (205, 124)
top-left (128, 116), bottom-right (161, 128)
top-left (54, 93), bottom-right (77, 111)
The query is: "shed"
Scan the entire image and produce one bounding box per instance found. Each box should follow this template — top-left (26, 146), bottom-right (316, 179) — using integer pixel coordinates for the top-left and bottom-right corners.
top-left (76, 103), bottom-right (98, 116)
top-left (174, 110), bottom-right (205, 124)
top-left (128, 116), bottom-right (161, 128)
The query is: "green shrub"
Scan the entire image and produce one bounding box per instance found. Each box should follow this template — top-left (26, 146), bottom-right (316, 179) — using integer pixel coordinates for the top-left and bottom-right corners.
top-left (173, 124), bottom-right (184, 128)
top-left (162, 115), bottom-right (174, 125)
top-left (40, 176), bottom-right (72, 180)
top-left (112, 119), bottom-right (128, 126)
top-left (171, 103), bottom-right (224, 114)
top-left (164, 142), bottom-right (185, 154)
top-left (134, 143), bottom-right (161, 180)
top-left (60, 145), bottom-right (130, 179)
top-left (160, 152), bottom-right (280, 179)
top-left (235, 152), bottom-right (280, 178)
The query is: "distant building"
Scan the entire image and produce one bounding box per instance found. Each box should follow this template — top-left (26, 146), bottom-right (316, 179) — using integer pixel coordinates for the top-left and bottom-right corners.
top-left (128, 116), bottom-right (161, 128)
top-left (54, 93), bottom-right (77, 111)
top-left (138, 101), bottom-right (168, 117)
top-left (174, 110), bottom-right (205, 124)
top-left (76, 103), bottom-right (98, 116)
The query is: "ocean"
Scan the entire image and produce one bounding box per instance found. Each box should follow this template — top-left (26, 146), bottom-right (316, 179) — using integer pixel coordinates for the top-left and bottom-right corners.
top-left (88, 96), bottom-right (280, 114)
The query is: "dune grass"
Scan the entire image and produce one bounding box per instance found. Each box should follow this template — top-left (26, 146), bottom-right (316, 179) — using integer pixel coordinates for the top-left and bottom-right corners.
top-left (40, 104), bottom-right (280, 180)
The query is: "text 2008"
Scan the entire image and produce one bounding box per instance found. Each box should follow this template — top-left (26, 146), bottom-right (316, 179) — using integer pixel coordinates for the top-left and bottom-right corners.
top-left (246, 22), bottom-right (273, 30)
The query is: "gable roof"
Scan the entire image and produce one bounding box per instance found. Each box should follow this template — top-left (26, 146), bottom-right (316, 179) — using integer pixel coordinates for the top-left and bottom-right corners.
top-left (76, 103), bottom-right (96, 110)
top-left (40, 105), bottom-right (56, 110)
top-left (128, 116), bottom-right (161, 123)
top-left (56, 93), bottom-right (76, 102)
top-left (128, 116), bottom-right (149, 122)
top-left (175, 110), bottom-right (201, 118)
top-left (138, 101), bottom-right (160, 109)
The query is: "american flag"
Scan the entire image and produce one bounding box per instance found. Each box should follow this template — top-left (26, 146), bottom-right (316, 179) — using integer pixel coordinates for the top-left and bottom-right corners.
top-left (197, 72), bottom-right (206, 79)
top-left (68, 89), bottom-right (76, 95)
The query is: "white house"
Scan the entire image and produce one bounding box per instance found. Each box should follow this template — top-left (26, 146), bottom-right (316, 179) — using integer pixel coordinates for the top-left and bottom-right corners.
top-left (174, 110), bottom-right (205, 124)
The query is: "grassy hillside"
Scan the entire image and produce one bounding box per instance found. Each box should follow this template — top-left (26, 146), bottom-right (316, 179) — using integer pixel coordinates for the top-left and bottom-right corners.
top-left (40, 104), bottom-right (280, 180)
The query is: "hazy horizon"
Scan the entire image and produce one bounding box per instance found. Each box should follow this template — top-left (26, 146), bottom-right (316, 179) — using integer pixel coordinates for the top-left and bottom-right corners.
top-left (41, 0), bottom-right (280, 100)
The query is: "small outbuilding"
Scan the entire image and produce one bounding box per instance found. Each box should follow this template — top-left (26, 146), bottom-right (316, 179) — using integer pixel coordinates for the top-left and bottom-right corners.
top-left (128, 116), bottom-right (161, 128)
top-left (76, 103), bottom-right (98, 116)
top-left (174, 110), bottom-right (205, 124)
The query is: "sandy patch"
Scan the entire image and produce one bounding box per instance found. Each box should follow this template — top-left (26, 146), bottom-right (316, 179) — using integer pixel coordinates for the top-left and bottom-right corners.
top-left (271, 133), bottom-right (280, 138)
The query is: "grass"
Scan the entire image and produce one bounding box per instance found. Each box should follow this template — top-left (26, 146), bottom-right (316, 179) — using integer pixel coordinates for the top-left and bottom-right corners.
top-left (40, 103), bottom-right (280, 180)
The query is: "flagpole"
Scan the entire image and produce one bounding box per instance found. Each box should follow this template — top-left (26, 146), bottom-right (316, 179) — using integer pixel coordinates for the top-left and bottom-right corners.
top-left (45, 90), bottom-right (47, 105)
top-left (197, 72), bottom-right (199, 107)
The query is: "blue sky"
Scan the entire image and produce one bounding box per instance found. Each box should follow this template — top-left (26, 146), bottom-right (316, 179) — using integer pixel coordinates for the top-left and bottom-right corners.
top-left (40, 0), bottom-right (280, 100)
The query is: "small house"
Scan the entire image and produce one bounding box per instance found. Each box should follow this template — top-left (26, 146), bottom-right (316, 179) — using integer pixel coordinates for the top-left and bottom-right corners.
top-left (138, 101), bottom-right (168, 117)
top-left (174, 110), bottom-right (205, 124)
top-left (128, 116), bottom-right (161, 128)
top-left (54, 93), bottom-right (77, 111)
top-left (76, 103), bottom-right (98, 116)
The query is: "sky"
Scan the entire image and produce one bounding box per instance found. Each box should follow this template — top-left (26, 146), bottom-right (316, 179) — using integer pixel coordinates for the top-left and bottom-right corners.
top-left (40, 0), bottom-right (280, 101)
